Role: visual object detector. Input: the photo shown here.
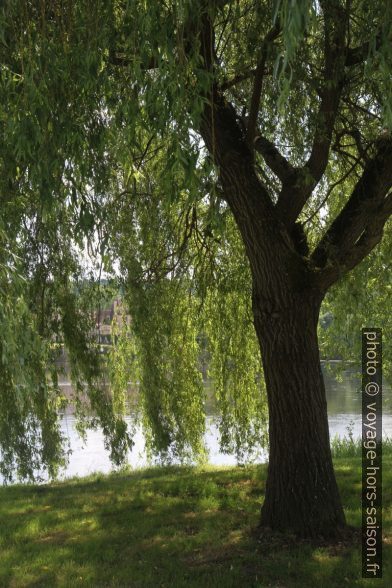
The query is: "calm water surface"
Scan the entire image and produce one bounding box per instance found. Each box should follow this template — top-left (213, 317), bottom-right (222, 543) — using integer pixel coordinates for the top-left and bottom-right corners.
top-left (5, 364), bottom-right (392, 482)
top-left (52, 364), bottom-right (392, 481)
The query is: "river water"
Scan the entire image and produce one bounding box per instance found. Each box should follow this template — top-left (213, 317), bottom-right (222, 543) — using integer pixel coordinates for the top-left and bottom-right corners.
top-left (50, 363), bottom-right (391, 481)
top-left (4, 364), bottom-right (392, 483)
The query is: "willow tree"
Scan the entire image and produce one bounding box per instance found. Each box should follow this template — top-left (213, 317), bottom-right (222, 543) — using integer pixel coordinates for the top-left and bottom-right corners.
top-left (1, 0), bottom-right (392, 538)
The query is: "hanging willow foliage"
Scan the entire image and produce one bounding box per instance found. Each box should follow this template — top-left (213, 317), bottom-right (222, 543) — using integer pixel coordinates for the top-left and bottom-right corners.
top-left (1, 0), bottom-right (391, 481)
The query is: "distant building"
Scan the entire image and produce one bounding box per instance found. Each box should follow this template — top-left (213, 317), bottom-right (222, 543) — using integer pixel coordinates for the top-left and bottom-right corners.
top-left (95, 298), bottom-right (131, 348)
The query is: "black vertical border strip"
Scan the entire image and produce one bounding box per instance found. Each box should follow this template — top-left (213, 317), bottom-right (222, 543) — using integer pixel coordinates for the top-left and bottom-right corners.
top-left (362, 328), bottom-right (382, 578)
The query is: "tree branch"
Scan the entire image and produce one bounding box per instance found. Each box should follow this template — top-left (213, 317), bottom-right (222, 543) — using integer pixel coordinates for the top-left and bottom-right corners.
top-left (311, 137), bottom-right (392, 288)
top-left (197, 10), bottom-right (276, 226)
top-left (246, 25), bottom-right (280, 148)
top-left (220, 67), bottom-right (258, 91)
top-left (339, 193), bottom-right (392, 271)
top-left (254, 136), bottom-right (296, 184)
top-left (275, 0), bottom-right (348, 226)
top-left (345, 34), bottom-right (381, 67)
top-left (303, 156), bottom-right (361, 226)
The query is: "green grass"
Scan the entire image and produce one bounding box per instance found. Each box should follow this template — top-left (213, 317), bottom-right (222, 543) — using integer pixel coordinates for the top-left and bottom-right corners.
top-left (0, 458), bottom-right (391, 587)
top-left (330, 431), bottom-right (392, 458)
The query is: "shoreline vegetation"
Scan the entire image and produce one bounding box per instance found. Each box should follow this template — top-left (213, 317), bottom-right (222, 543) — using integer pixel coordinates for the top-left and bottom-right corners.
top-left (1, 454), bottom-right (391, 587)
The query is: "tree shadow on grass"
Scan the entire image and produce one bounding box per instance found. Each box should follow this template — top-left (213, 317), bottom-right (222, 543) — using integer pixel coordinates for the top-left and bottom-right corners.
top-left (0, 463), bottom-right (390, 587)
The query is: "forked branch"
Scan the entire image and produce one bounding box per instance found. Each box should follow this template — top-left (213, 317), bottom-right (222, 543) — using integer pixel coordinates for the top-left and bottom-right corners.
top-left (312, 137), bottom-right (392, 288)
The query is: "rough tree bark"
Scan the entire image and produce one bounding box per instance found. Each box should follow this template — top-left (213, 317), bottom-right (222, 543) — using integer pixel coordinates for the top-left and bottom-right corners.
top-left (224, 160), bottom-right (346, 537)
top-left (253, 288), bottom-right (345, 536)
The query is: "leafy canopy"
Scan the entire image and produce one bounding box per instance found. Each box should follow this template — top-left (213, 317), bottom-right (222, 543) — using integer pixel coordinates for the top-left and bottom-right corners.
top-left (0, 0), bottom-right (391, 480)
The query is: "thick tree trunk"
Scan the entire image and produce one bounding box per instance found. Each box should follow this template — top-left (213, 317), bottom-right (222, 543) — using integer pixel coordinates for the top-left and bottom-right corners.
top-left (215, 156), bottom-right (346, 538)
top-left (252, 287), bottom-right (346, 537)
top-left (198, 93), bottom-right (346, 538)
top-left (216, 156), bottom-right (347, 538)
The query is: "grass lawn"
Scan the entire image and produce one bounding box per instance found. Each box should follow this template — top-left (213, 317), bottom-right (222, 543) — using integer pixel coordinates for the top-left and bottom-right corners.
top-left (0, 457), bottom-right (390, 587)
